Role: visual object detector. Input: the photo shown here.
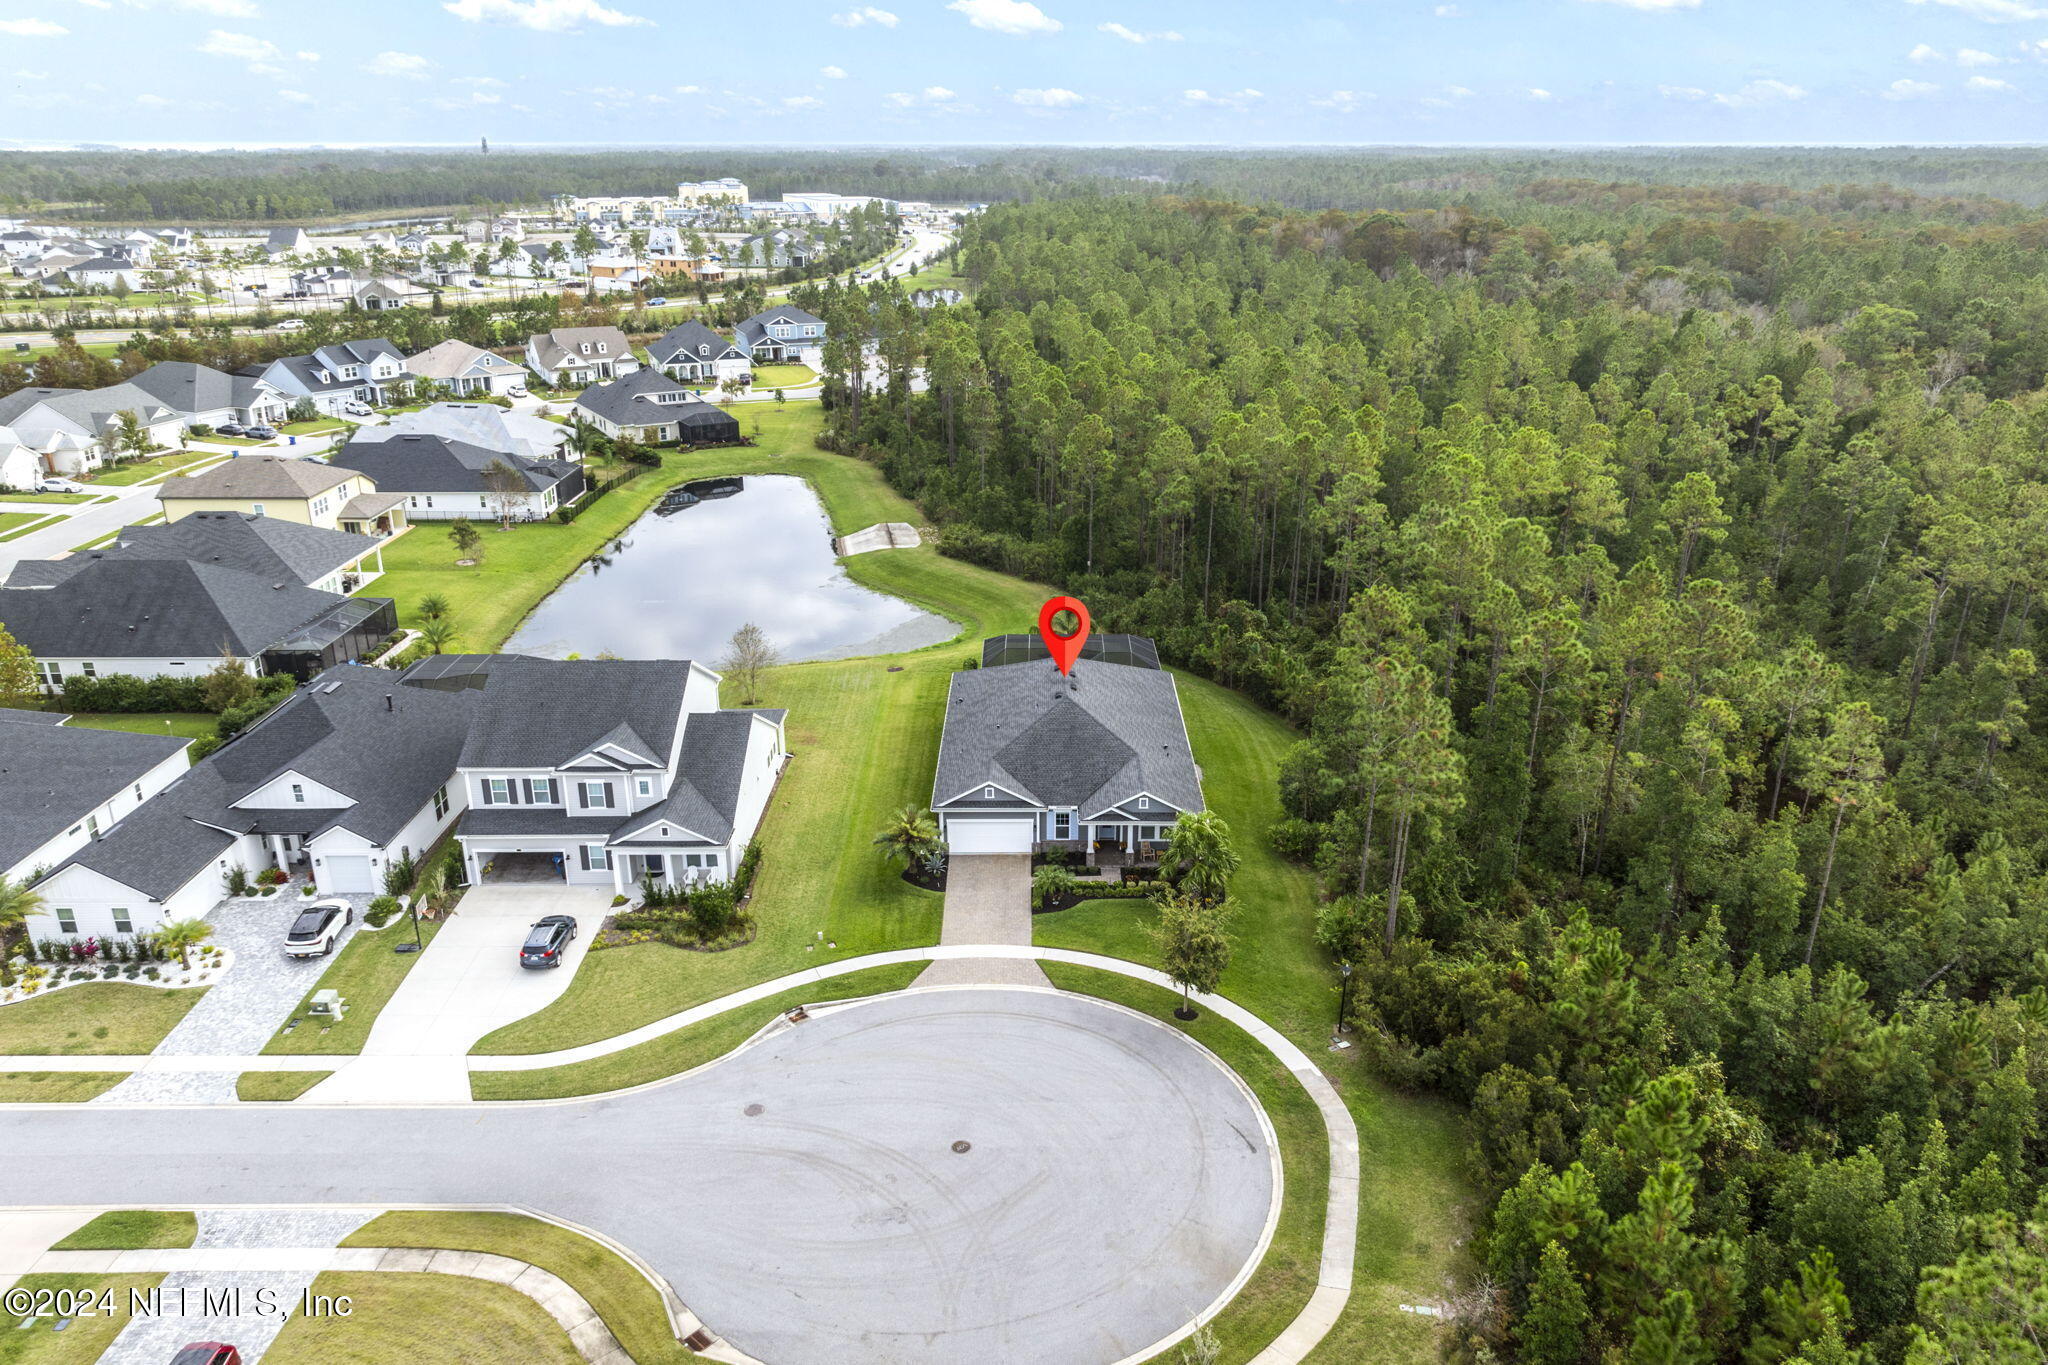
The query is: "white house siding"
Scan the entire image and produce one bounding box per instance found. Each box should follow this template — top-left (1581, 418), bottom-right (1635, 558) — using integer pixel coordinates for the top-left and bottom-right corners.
top-left (399, 488), bottom-right (557, 522)
top-left (1, 747), bottom-right (189, 887)
top-left (27, 842), bottom-right (254, 942)
top-left (232, 770), bottom-right (351, 812)
top-left (33, 656), bottom-right (265, 690)
top-left (727, 716), bottom-right (785, 852)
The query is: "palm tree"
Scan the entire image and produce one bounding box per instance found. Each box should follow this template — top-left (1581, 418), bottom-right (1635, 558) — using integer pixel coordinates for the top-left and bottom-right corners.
top-left (564, 420), bottom-right (601, 462)
top-left (0, 873), bottom-right (45, 949)
top-left (873, 807), bottom-right (941, 868)
top-left (419, 616), bottom-right (457, 654)
top-left (416, 593), bottom-right (449, 622)
top-left (1160, 811), bottom-right (1240, 905)
top-left (156, 918), bottom-right (212, 970)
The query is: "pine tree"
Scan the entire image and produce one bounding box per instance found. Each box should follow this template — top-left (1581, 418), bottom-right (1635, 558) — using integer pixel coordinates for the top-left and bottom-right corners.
top-left (1517, 1240), bottom-right (1590, 1365)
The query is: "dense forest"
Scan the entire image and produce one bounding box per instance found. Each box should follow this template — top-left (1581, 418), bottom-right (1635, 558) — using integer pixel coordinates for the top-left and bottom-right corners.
top-left (15, 145), bottom-right (2048, 222)
top-left (807, 173), bottom-right (2048, 1361)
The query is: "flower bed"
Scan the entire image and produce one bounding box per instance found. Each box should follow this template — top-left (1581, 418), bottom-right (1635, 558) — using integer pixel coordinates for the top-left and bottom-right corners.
top-left (0, 943), bottom-right (231, 1008)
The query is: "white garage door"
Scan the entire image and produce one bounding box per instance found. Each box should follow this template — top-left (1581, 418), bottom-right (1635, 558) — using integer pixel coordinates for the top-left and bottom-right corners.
top-left (946, 819), bottom-right (1035, 854)
top-left (324, 856), bottom-right (376, 893)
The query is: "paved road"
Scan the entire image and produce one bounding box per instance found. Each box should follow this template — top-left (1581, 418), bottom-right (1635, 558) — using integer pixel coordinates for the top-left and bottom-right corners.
top-left (0, 988), bottom-right (1274, 1365)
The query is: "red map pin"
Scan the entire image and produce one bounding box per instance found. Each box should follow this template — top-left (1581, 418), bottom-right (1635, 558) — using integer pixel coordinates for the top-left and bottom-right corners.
top-left (1037, 596), bottom-right (1091, 676)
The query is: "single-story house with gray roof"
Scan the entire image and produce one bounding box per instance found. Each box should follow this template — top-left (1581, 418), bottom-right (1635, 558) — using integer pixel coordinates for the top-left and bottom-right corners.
top-left (0, 711), bottom-right (189, 910)
top-left (931, 637), bottom-right (1202, 859)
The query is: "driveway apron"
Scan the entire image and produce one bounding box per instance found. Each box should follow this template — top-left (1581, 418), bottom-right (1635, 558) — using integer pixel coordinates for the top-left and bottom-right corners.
top-left (920, 853), bottom-right (1047, 988)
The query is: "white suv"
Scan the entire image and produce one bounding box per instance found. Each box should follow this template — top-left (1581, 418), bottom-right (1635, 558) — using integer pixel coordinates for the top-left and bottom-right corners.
top-left (284, 898), bottom-right (353, 958)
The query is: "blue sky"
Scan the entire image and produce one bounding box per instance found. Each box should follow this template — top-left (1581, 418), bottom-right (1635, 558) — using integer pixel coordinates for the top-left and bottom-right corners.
top-left (3, 0), bottom-right (2048, 146)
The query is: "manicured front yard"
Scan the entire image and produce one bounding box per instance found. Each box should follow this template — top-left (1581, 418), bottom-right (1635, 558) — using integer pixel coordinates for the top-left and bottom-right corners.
top-left (747, 363), bottom-right (817, 390)
top-left (267, 1272), bottom-right (582, 1365)
top-left (88, 449), bottom-right (226, 486)
top-left (341, 1212), bottom-right (691, 1365)
top-left (0, 984), bottom-right (207, 1056)
top-left (0, 1072), bottom-right (127, 1102)
top-left (263, 919), bottom-right (444, 1055)
top-left (0, 1274), bottom-right (165, 1364)
top-left (61, 712), bottom-right (216, 748)
top-left (0, 490), bottom-right (96, 504)
top-left (53, 1210), bottom-right (196, 1250)
top-left (0, 512), bottom-right (36, 535)
top-left (281, 418), bottom-right (346, 436)
top-left (472, 962), bottom-right (923, 1098)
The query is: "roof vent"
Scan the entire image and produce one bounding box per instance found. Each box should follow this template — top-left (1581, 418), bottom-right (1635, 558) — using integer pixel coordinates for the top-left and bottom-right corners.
top-left (385, 694), bottom-right (394, 712)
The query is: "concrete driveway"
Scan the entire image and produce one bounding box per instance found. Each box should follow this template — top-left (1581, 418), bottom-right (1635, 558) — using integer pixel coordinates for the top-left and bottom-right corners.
top-left (306, 882), bottom-right (608, 1103)
top-left (1, 988), bottom-right (1276, 1365)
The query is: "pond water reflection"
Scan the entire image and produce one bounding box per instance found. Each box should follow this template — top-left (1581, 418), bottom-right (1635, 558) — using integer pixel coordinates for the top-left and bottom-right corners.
top-left (504, 474), bottom-right (956, 663)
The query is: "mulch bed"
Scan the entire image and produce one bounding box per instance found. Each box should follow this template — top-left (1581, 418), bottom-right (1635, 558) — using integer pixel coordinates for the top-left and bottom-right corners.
top-left (900, 865), bottom-right (947, 892)
top-left (593, 912), bottom-right (756, 954)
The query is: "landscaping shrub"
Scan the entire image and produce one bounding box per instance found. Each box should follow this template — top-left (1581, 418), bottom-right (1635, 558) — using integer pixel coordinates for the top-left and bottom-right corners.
top-left (57, 673), bottom-right (207, 714)
top-left (187, 736), bottom-right (222, 762)
top-left (1268, 817), bottom-right (1320, 862)
top-left (223, 864), bottom-right (253, 897)
top-left (382, 851), bottom-right (417, 898)
top-left (691, 882), bottom-right (739, 938)
top-left (733, 841), bottom-right (763, 899)
top-left (365, 895), bottom-right (402, 928)
top-left (256, 866), bottom-right (289, 887)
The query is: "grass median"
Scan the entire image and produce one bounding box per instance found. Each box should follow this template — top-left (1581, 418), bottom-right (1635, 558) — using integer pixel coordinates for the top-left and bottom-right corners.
top-left (53, 1210), bottom-right (196, 1250)
top-left (471, 961), bottom-right (923, 1099)
top-left (263, 920), bottom-right (444, 1055)
top-left (266, 1270), bottom-right (581, 1364)
top-left (0, 1072), bottom-right (128, 1102)
top-left (0, 984), bottom-right (206, 1056)
top-left (0, 1274), bottom-right (166, 1362)
top-left (236, 1070), bottom-right (330, 1101)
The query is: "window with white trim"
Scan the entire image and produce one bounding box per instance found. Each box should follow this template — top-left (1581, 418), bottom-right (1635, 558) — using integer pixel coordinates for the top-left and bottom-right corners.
top-left (525, 778), bottom-right (558, 805)
top-left (55, 908), bottom-right (76, 935)
top-left (485, 777), bottom-right (513, 805)
top-left (112, 908), bottom-right (132, 934)
top-left (291, 783), bottom-right (305, 804)
top-left (577, 781), bottom-right (615, 810)
top-left (637, 778), bottom-right (652, 796)
top-left (433, 785), bottom-right (449, 819)
top-left (579, 844), bottom-right (610, 871)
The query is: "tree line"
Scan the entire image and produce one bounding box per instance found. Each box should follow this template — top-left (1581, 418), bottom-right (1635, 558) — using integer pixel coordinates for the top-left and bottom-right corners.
top-left (807, 186), bottom-right (2048, 1361)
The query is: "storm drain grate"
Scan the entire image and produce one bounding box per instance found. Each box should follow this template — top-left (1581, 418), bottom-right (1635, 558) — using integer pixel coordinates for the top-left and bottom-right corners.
top-left (951, 1140), bottom-right (972, 1154)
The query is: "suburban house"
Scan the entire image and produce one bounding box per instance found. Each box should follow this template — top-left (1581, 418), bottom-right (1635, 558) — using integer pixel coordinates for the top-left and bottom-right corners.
top-left (64, 256), bottom-right (146, 291)
top-left (930, 635), bottom-right (1204, 859)
top-left (158, 456), bottom-right (409, 538)
top-left (125, 361), bottom-right (290, 431)
top-left (646, 322), bottom-right (750, 386)
top-left (498, 242), bottom-right (576, 279)
top-left (0, 425), bottom-right (37, 491)
top-left (737, 230), bottom-right (815, 270)
top-left (736, 305), bottom-right (827, 367)
top-left (349, 402), bottom-right (568, 463)
top-left (354, 276), bottom-right (431, 311)
top-left (572, 369), bottom-right (741, 446)
top-left (0, 383), bottom-right (184, 478)
top-left (27, 667), bottom-right (476, 939)
top-left (5, 511), bottom-right (390, 596)
top-left (647, 251), bottom-right (724, 282)
top-left (0, 710), bottom-right (189, 902)
top-left (244, 339), bottom-right (409, 416)
top-left (406, 340), bottom-right (529, 398)
top-left (328, 434), bottom-right (584, 523)
top-left (291, 267), bottom-right (357, 298)
top-left (524, 327), bottom-right (639, 388)
top-left (406, 654), bottom-right (786, 893)
top-left (266, 227), bottom-right (314, 256)
top-left (0, 555), bottom-right (397, 687)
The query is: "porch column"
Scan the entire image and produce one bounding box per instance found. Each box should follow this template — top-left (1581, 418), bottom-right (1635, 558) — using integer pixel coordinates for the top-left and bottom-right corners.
top-left (610, 852), bottom-right (624, 898)
top-left (266, 834), bottom-right (291, 874)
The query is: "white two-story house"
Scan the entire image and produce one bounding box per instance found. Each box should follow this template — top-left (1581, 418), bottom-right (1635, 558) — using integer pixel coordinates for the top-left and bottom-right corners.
top-left (425, 654), bottom-right (786, 893)
top-left (735, 305), bottom-right (827, 368)
top-left (244, 340), bottom-right (410, 416)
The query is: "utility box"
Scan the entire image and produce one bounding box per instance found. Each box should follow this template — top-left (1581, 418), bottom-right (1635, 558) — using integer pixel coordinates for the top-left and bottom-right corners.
top-left (309, 989), bottom-right (347, 1017)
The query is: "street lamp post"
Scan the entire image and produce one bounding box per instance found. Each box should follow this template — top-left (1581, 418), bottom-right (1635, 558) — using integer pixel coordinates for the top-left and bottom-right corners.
top-left (1335, 960), bottom-right (1355, 1036)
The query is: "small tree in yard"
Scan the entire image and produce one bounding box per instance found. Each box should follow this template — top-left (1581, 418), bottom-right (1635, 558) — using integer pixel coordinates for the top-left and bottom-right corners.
top-left (110, 409), bottom-right (157, 467)
top-left (419, 616), bottom-right (457, 654)
top-left (0, 624), bottom-right (40, 710)
top-left (1155, 889), bottom-right (1233, 1020)
top-left (1159, 810), bottom-right (1239, 905)
top-left (156, 917), bottom-right (212, 969)
top-left (200, 646), bottom-right (255, 713)
top-left (0, 873), bottom-right (45, 954)
top-left (481, 458), bottom-right (526, 530)
top-left (416, 593), bottom-right (449, 623)
top-left (720, 622), bottom-right (779, 704)
top-left (449, 517), bottom-right (483, 564)
top-left (874, 806), bottom-right (941, 869)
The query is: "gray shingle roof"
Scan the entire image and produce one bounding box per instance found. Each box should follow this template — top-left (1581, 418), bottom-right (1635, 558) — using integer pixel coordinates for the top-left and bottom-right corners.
top-left (528, 327), bottom-right (632, 374)
top-left (646, 322), bottom-right (743, 367)
top-left (0, 384), bottom-right (176, 432)
top-left (0, 558), bottom-right (351, 659)
top-left (617, 709), bottom-right (760, 844)
top-left (932, 656), bottom-right (1203, 817)
top-left (0, 718), bottom-right (187, 874)
top-left (159, 454), bottom-right (358, 501)
top-left (3, 512), bottom-right (379, 591)
top-left (329, 434), bottom-right (573, 496)
top-left (405, 340), bottom-right (523, 382)
top-left (349, 403), bottom-right (565, 462)
top-left (424, 656), bottom-right (693, 770)
top-left (57, 667), bottom-right (476, 900)
top-left (124, 361), bottom-right (278, 418)
top-left (573, 369), bottom-right (725, 429)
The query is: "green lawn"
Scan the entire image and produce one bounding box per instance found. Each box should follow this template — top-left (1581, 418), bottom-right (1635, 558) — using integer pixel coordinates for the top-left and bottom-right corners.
top-left (0, 340), bottom-right (125, 364)
top-left (281, 418), bottom-right (346, 436)
top-left (53, 1210), bottom-right (195, 1250)
top-left (1044, 965), bottom-right (1325, 1365)
top-left (61, 712), bottom-right (215, 748)
top-left (88, 450), bottom-right (226, 486)
top-left (268, 1271), bottom-right (582, 1364)
top-left (0, 490), bottom-right (96, 504)
top-left (262, 920), bottom-right (444, 1055)
top-left (0, 514), bottom-right (64, 543)
top-left (1033, 676), bottom-right (1472, 1365)
top-left (237, 1070), bottom-right (330, 1100)
top-left (0, 512), bottom-right (36, 535)
top-left (0, 984), bottom-right (207, 1056)
top-left (748, 363), bottom-right (817, 390)
top-left (0, 1072), bottom-right (127, 1102)
top-left (0, 1275), bottom-right (165, 1364)
top-left (342, 1212), bottom-right (692, 1365)
top-left (472, 962), bottom-right (923, 1098)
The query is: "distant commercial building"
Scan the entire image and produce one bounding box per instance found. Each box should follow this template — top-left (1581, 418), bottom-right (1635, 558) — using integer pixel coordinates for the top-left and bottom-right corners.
top-left (676, 177), bottom-right (748, 205)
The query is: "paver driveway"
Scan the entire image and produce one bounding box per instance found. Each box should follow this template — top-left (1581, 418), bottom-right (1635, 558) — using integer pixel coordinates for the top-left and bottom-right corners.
top-left (1, 988), bottom-right (1277, 1365)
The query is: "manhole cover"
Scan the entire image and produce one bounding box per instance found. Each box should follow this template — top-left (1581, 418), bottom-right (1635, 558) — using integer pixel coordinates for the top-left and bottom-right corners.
top-left (744, 1103), bottom-right (764, 1117)
top-left (951, 1140), bottom-right (972, 1154)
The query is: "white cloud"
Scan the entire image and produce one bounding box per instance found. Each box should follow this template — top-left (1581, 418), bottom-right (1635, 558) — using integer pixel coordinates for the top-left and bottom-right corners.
top-left (433, 90), bottom-right (503, 108)
top-left (1444, 84), bottom-right (1474, 97)
top-left (821, 64), bottom-right (848, 78)
top-left (1013, 86), bottom-right (1082, 106)
top-left (365, 50), bottom-right (434, 78)
top-left (1099, 20), bottom-right (1179, 42)
top-left (1958, 47), bottom-right (2004, 63)
top-left (14, 70), bottom-right (51, 79)
top-left (783, 94), bottom-right (824, 109)
top-left (1528, 88), bottom-right (1556, 100)
top-left (1968, 73), bottom-right (2017, 87)
top-left (1310, 89), bottom-right (1370, 110)
top-left (196, 29), bottom-right (277, 62)
top-left (1905, 0), bottom-right (2047, 18)
top-left (948, 0), bottom-right (1060, 35)
top-left (276, 88), bottom-right (314, 102)
top-left (74, 0), bottom-right (111, 8)
top-left (123, 0), bottom-right (262, 14)
top-left (1884, 77), bottom-right (1941, 98)
top-left (248, 62), bottom-right (283, 77)
top-left (674, 84), bottom-right (705, 94)
top-left (1434, 3), bottom-right (1461, 14)
top-left (1909, 42), bottom-right (1944, 61)
top-left (442, 0), bottom-right (651, 29)
top-left (831, 6), bottom-right (898, 26)
top-left (1578, 0), bottom-right (1700, 9)
top-left (0, 18), bottom-right (69, 36)
top-left (884, 91), bottom-right (915, 106)
top-left (1711, 78), bottom-right (1807, 106)
top-left (1658, 84), bottom-right (1710, 99)
top-left (923, 84), bottom-right (956, 99)
top-left (135, 92), bottom-right (172, 106)
top-left (296, 50), bottom-right (320, 61)
top-left (454, 75), bottom-right (506, 86)
top-left (1183, 87), bottom-right (1262, 110)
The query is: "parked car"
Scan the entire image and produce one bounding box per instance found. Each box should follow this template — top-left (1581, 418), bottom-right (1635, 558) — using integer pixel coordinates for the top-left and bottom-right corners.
top-left (36, 477), bottom-right (84, 493)
top-left (171, 1344), bottom-right (242, 1365)
top-left (342, 400), bottom-right (373, 416)
top-left (284, 898), bottom-right (353, 958)
top-left (519, 915), bottom-right (577, 969)
top-left (645, 296), bottom-right (668, 307)
top-left (214, 423), bottom-right (247, 437)
top-left (244, 425), bottom-right (279, 441)
top-left (506, 385), bottom-right (528, 398)
top-left (274, 319), bottom-right (306, 331)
